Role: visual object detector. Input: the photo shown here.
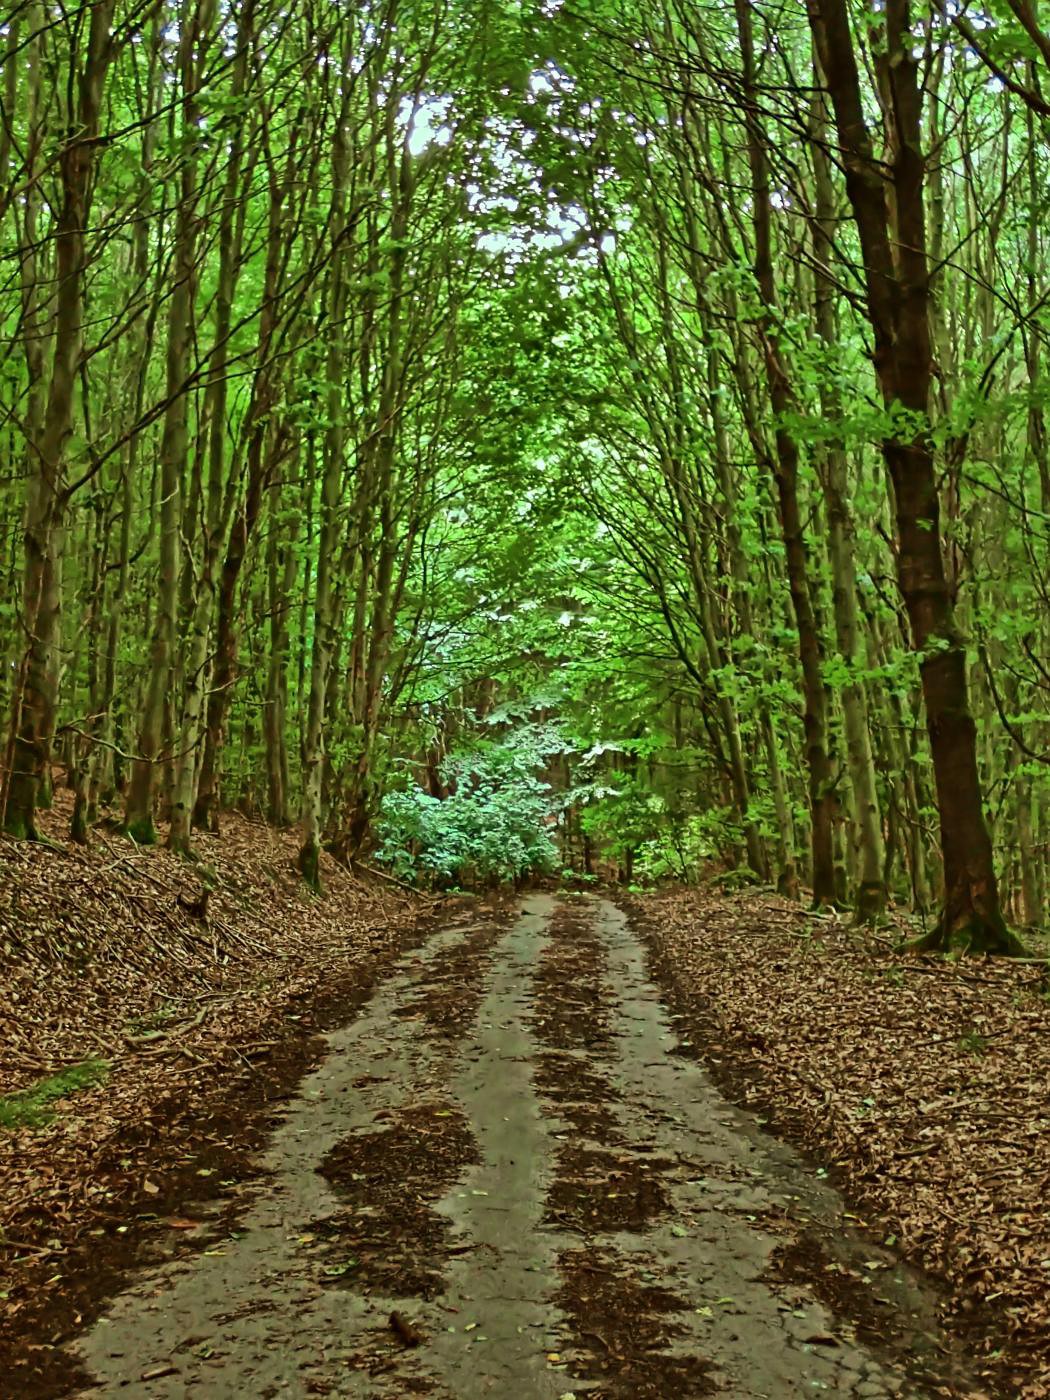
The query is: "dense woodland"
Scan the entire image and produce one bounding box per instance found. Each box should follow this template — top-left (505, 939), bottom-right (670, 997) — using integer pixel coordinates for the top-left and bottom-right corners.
top-left (1, 0), bottom-right (1049, 951)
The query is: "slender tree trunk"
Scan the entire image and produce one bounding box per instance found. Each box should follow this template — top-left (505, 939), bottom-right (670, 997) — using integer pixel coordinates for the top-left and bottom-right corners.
top-left (735, 0), bottom-right (836, 904)
top-left (1016, 767), bottom-right (1042, 927)
top-left (697, 281), bottom-right (795, 892)
top-left (193, 86), bottom-right (296, 833)
top-left (92, 35), bottom-right (162, 819)
top-left (598, 190), bottom-right (769, 883)
top-left (264, 483), bottom-right (299, 826)
top-left (810, 91), bottom-right (886, 919)
top-left (192, 423), bottom-right (277, 833)
top-left (124, 2), bottom-right (207, 844)
top-left (299, 109), bottom-right (350, 890)
top-left (4, 0), bottom-right (116, 837)
top-left (168, 1), bottom-right (251, 853)
top-left (71, 495), bottom-right (106, 842)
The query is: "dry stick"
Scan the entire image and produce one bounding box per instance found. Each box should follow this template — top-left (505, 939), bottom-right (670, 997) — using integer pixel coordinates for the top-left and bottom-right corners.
top-left (354, 860), bottom-right (437, 900)
top-left (890, 963), bottom-right (1026, 987)
top-left (388, 1311), bottom-right (424, 1347)
top-left (209, 913), bottom-right (270, 955)
top-left (579, 1328), bottom-right (612, 1351)
top-left (99, 840), bottom-right (174, 894)
top-left (0, 1238), bottom-right (57, 1256)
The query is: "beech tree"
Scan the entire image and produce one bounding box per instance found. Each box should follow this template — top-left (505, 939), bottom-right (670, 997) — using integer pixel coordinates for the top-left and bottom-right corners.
top-left (806, 0), bottom-right (1022, 952)
top-left (0, 0), bottom-right (1046, 950)
top-left (3, 0), bottom-right (119, 838)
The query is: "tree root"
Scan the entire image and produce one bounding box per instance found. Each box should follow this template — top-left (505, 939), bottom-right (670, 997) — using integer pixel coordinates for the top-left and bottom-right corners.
top-left (905, 910), bottom-right (1029, 958)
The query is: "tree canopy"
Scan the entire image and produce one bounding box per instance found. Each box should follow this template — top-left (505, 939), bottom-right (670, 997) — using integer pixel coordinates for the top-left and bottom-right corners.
top-left (1, 0), bottom-right (1048, 951)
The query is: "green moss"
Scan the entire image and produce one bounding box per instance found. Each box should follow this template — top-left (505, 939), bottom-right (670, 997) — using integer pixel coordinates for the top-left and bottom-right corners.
top-left (298, 839), bottom-right (322, 893)
top-left (2, 811), bottom-right (37, 840)
top-left (122, 814), bottom-right (157, 846)
top-left (0, 1058), bottom-right (109, 1130)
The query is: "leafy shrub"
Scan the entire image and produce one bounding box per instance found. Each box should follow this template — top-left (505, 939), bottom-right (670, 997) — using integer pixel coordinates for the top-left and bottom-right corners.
top-left (577, 779), bottom-right (664, 868)
top-left (635, 808), bottom-right (744, 883)
top-left (576, 784), bottom-right (747, 885)
top-left (376, 734), bottom-right (559, 886)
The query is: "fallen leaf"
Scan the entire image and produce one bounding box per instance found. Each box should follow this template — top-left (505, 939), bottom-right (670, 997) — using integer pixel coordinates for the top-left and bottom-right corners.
top-left (389, 1311), bottom-right (423, 1347)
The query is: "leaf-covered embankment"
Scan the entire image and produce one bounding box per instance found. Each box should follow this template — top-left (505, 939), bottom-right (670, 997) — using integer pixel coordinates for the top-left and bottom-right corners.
top-left (630, 888), bottom-right (1050, 1397)
top-left (0, 793), bottom-right (431, 1397)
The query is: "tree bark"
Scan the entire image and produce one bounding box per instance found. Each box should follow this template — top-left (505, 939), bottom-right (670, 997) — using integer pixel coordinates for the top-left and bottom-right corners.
top-left (299, 102), bottom-right (350, 890)
top-left (808, 0), bottom-right (1022, 951)
top-left (736, 0), bottom-right (836, 905)
top-left (169, 0), bottom-right (252, 853)
top-left (4, 0), bottom-right (116, 838)
top-left (264, 482), bottom-right (299, 827)
top-left (809, 83), bottom-right (887, 919)
top-left (192, 80), bottom-right (299, 834)
top-left (124, 0), bottom-right (207, 844)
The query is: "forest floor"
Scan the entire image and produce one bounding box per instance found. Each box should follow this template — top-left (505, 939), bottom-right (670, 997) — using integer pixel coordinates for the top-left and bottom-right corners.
top-left (631, 887), bottom-right (1050, 1398)
top-left (0, 794), bottom-right (437, 1394)
top-left (0, 817), bottom-right (1046, 1398)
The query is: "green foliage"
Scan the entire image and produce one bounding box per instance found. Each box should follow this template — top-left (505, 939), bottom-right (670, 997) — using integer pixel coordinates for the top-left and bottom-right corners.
top-left (957, 1028), bottom-right (990, 1058)
top-left (576, 780), bottom-right (755, 885)
top-left (634, 811), bottom-right (733, 884)
top-left (376, 731), bottom-right (560, 886)
top-left (1, 0), bottom-right (1047, 942)
top-left (578, 779), bottom-right (663, 865)
top-left (0, 1059), bottom-right (110, 1131)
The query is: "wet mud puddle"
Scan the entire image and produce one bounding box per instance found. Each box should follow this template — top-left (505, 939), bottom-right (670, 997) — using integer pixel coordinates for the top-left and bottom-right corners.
top-left (71, 896), bottom-right (978, 1399)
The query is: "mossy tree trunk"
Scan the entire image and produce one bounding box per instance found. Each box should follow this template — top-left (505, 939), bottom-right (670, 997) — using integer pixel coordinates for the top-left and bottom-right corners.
top-left (4, 0), bottom-right (116, 839)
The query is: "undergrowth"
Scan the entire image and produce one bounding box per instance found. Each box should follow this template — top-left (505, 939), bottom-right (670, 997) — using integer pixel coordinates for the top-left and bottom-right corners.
top-left (0, 1058), bottom-right (109, 1130)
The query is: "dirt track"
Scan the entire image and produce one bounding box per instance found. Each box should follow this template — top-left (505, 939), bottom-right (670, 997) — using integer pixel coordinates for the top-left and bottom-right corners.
top-left (69, 896), bottom-right (981, 1398)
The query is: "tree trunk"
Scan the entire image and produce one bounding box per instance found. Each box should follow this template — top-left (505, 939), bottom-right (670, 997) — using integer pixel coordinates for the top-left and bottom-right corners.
top-left (810, 88), bottom-right (886, 919)
top-left (299, 107), bottom-right (350, 890)
top-left (735, 0), bottom-right (836, 905)
top-left (264, 484), bottom-right (299, 826)
top-left (809, 0), bottom-right (1022, 952)
top-left (4, 0), bottom-right (116, 838)
top-left (124, 1), bottom-right (205, 845)
top-left (192, 91), bottom-right (296, 834)
top-left (169, 17), bottom-right (251, 853)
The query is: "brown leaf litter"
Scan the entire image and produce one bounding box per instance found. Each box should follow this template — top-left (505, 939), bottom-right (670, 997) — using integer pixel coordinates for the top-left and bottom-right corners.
top-left (0, 791), bottom-right (437, 1396)
top-left (555, 1244), bottom-right (713, 1399)
top-left (629, 886), bottom-right (1050, 1397)
top-left (315, 1099), bottom-right (480, 1297)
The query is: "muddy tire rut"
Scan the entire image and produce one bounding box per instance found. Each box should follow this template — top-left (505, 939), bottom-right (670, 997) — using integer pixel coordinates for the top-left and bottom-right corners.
top-left (65, 896), bottom-right (986, 1398)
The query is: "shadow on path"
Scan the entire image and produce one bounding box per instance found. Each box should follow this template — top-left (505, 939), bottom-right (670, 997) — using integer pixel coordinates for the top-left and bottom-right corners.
top-left (71, 896), bottom-right (981, 1399)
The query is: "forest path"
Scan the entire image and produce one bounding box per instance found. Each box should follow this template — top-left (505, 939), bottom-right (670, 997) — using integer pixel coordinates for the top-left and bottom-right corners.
top-left (72, 896), bottom-right (974, 1399)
